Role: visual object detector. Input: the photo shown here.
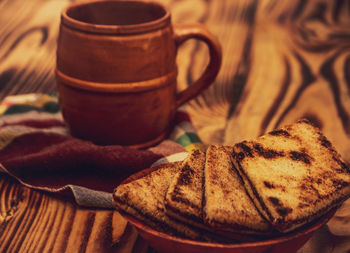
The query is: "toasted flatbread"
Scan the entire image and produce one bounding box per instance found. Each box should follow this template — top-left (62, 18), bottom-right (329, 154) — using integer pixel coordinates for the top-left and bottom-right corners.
top-left (204, 144), bottom-right (271, 234)
top-left (165, 150), bottom-right (206, 228)
top-left (231, 119), bottom-right (350, 232)
top-left (113, 162), bottom-right (212, 241)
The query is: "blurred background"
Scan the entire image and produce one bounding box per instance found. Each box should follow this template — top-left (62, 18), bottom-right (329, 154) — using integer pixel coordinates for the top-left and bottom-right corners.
top-left (0, 0), bottom-right (349, 162)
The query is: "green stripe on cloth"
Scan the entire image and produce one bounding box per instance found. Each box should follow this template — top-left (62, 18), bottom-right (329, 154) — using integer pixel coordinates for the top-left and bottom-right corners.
top-left (0, 94), bottom-right (59, 115)
top-left (3, 104), bottom-right (41, 115)
top-left (43, 101), bottom-right (60, 113)
top-left (4, 101), bottom-right (60, 115)
top-left (175, 132), bottom-right (201, 147)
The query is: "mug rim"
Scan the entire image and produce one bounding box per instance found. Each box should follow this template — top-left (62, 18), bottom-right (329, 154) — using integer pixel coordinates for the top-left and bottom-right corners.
top-left (61, 0), bottom-right (171, 35)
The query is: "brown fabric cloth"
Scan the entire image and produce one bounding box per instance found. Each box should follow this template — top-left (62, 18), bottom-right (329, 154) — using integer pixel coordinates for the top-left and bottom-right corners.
top-left (0, 110), bottom-right (186, 208)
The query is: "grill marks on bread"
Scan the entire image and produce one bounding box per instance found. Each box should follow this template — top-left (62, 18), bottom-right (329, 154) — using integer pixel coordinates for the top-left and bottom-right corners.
top-left (165, 150), bottom-right (206, 227)
top-left (170, 164), bottom-right (200, 212)
top-left (269, 129), bottom-right (291, 137)
top-left (289, 150), bottom-right (312, 164)
top-left (235, 138), bottom-right (314, 168)
top-left (253, 143), bottom-right (285, 159)
top-left (267, 197), bottom-right (293, 219)
top-left (236, 141), bottom-right (314, 166)
top-left (232, 119), bottom-right (350, 232)
top-left (317, 131), bottom-right (350, 174)
top-left (204, 145), bottom-right (271, 234)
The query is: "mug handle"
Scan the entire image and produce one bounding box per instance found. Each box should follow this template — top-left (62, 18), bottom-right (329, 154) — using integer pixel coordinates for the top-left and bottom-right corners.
top-left (173, 24), bottom-right (222, 108)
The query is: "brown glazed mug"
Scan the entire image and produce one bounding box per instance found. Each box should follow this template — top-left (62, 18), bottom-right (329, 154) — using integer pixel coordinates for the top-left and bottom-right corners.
top-left (56, 0), bottom-right (222, 148)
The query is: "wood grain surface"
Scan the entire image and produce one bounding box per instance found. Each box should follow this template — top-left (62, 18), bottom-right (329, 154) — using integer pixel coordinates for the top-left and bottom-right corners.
top-left (0, 0), bottom-right (349, 252)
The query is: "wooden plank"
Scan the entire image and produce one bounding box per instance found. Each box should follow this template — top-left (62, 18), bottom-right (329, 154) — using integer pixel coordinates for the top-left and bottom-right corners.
top-left (0, 175), bottom-right (144, 253)
top-left (0, 0), bottom-right (70, 100)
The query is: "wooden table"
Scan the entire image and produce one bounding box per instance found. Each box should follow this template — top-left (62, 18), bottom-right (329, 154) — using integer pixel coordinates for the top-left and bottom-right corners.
top-left (1, 0), bottom-right (349, 252)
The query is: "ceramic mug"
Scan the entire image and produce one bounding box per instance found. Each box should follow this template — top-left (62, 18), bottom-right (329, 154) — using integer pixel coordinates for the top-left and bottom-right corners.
top-left (56, 0), bottom-right (222, 148)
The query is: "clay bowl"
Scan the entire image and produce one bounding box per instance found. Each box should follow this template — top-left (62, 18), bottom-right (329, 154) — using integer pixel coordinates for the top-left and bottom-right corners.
top-left (121, 208), bottom-right (334, 253)
top-left (116, 166), bottom-right (336, 253)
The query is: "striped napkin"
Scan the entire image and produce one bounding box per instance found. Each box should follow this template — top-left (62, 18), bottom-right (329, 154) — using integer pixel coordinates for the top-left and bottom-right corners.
top-left (0, 93), bottom-right (206, 208)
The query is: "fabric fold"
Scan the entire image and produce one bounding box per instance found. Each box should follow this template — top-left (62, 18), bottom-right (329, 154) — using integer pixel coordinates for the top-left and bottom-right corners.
top-left (0, 94), bottom-right (203, 208)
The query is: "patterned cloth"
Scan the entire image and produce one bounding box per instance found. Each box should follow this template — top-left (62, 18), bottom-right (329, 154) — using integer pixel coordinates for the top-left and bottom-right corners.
top-left (0, 93), bottom-right (205, 208)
